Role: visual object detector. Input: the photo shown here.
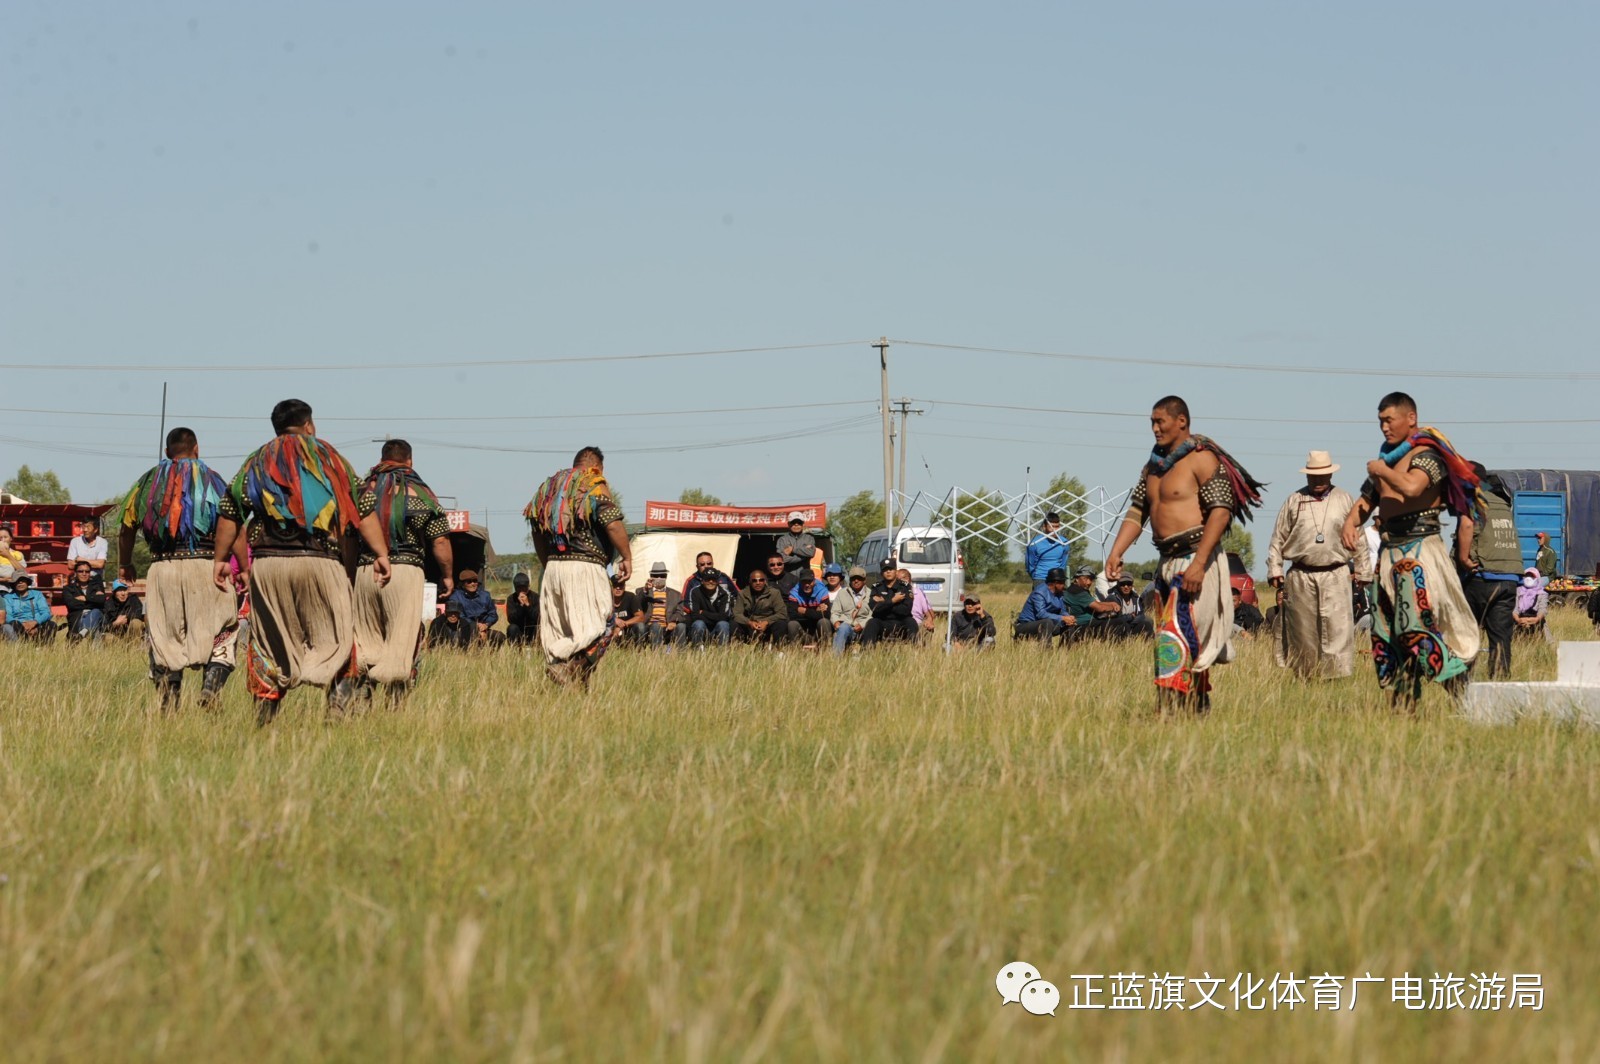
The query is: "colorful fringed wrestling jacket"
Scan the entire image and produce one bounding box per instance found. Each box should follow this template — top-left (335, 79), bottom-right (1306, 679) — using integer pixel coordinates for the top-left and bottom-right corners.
top-left (218, 435), bottom-right (363, 558)
top-left (357, 462), bottom-right (452, 568)
top-left (119, 458), bottom-right (229, 559)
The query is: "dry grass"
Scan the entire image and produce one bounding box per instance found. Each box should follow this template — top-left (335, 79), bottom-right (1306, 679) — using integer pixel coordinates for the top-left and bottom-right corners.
top-left (2, 598), bottom-right (1597, 1061)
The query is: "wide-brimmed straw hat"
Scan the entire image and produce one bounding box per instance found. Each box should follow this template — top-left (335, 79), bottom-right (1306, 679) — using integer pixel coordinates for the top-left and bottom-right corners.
top-left (1300, 450), bottom-right (1340, 475)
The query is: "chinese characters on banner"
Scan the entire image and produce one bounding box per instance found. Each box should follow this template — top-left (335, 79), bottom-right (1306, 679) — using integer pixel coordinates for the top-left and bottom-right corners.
top-left (445, 510), bottom-right (472, 532)
top-left (642, 502), bottom-right (828, 531)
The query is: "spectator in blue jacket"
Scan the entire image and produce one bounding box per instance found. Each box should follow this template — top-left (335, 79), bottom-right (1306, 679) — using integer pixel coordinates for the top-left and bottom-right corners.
top-left (787, 568), bottom-right (833, 647)
top-left (2, 574), bottom-right (58, 643)
top-left (445, 569), bottom-right (503, 647)
top-left (1014, 567), bottom-right (1074, 645)
top-left (1024, 513), bottom-right (1069, 587)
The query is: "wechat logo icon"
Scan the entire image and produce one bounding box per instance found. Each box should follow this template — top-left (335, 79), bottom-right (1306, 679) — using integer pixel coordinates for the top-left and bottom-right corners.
top-left (996, 961), bottom-right (1059, 1017)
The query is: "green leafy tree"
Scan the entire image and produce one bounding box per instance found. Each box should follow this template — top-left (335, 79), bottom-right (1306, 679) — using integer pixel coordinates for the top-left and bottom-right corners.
top-left (678, 488), bottom-right (723, 506)
top-left (1035, 472), bottom-right (1090, 563)
top-left (3, 465), bottom-right (71, 503)
top-left (1221, 525), bottom-right (1255, 571)
top-left (828, 490), bottom-right (888, 562)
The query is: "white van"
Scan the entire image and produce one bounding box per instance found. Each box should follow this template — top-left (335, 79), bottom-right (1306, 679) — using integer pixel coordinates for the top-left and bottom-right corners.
top-left (855, 526), bottom-right (965, 611)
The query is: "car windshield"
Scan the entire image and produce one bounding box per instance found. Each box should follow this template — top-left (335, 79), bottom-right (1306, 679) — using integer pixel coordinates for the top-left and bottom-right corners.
top-left (1227, 553), bottom-right (1248, 577)
top-left (898, 537), bottom-right (952, 565)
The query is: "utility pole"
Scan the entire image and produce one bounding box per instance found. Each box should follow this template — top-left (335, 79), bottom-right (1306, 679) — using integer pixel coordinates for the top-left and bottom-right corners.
top-left (157, 382), bottom-right (168, 460)
top-left (876, 337), bottom-right (893, 539)
top-left (892, 397), bottom-right (925, 501)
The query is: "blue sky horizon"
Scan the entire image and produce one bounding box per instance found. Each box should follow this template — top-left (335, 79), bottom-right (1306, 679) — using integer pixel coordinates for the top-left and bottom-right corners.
top-left (4, 3), bottom-right (1595, 567)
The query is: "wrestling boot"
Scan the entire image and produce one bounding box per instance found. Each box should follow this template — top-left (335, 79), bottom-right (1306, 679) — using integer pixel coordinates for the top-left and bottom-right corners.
top-left (325, 677), bottom-right (360, 718)
top-left (153, 668), bottom-right (183, 713)
top-left (195, 663), bottom-right (234, 712)
top-left (255, 698), bottom-right (281, 728)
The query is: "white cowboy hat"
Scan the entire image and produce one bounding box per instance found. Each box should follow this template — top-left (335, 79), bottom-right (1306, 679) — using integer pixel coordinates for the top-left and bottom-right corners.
top-left (1300, 450), bottom-right (1339, 475)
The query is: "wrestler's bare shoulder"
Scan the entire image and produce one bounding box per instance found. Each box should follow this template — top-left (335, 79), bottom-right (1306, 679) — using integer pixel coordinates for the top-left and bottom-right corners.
top-left (1154, 449), bottom-right (1217, 500)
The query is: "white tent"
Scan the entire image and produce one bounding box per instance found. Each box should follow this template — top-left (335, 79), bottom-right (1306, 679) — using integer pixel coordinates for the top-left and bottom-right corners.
top-left (623, 532), bottom-right (740, 591)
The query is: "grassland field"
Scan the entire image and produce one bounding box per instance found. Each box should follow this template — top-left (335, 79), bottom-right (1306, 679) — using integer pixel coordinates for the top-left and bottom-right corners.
top-left (2, 584), bottom-right (1598, 1062)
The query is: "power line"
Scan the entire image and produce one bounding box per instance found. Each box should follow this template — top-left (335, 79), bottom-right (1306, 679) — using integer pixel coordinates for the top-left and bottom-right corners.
top-left (894, 339), bottom-right (1600, 382)
top-left (919, 399), bottom-right (1600, 427)
top-left (0, 340), bottom-right (871, 374)
top-left (0, 399), bottom-right (879, 424)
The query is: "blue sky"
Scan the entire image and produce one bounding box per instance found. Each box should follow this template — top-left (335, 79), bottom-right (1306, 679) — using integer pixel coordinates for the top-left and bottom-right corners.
top-left (3, 2), bottom-right (1596, 565)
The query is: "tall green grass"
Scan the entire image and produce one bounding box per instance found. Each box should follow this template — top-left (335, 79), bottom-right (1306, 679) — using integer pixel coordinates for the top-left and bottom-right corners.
top-left (1, 603), bottom-right (1596, 1061)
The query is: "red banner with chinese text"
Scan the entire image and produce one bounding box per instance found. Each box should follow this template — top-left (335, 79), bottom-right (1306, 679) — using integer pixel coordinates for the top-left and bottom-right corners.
top-left (643, 502), bottom-right (828, 531)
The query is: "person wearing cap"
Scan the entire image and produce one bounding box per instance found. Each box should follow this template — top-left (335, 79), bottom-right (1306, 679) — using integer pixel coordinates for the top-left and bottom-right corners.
top-left (1534, 532), bottom-right (1558, 580)
top-left (427, 600), bottom-right (473, 649)
top-left (1024, 512), bottom-right (1070, 588)
top-left (1062, 564), bottom-right (1145, 642)
top-left (505, 572), bottom-right (540, 646)
top-left (610, 572), bottom-right (646, 644)
top-left (444, 569), bottom-right (504, 647)
top-left (353, 439), bottom-right (457, 700)
top-left (950, 595), bottom-right (996, 648)
top-left (775, 513), bottom-right (818, 579)
top-left (787, 567), bottom-right (834, 648)
top-left (1104, 574), bottom-right (1145, 619)
top-left (821, 562), bottom-right (845, 603)
top-left (861, 562), bottom-right (917, 646)
top-left (734, 567), bottom-right (798, 645)
top-left (1014, 567), bottom-right (1074, 645)
top-left (681, 551), bottom-right (737, 599)
top-left (684, 567), bottom-right (735, 646)
top-left (635, 561), bottom-right (685, 649)
top-left (104, 579), bottom-right (145, 638)
top-left (62, 559), bottom-right (108, 643)
top-left (119, 425), bottom-right (246, 711)
top-left (830, 565), bottom-right (872, 654)
top-left (1, 573), bottom-right (57, 642)
top-left (1265, 450), bottom-right (1371, 679)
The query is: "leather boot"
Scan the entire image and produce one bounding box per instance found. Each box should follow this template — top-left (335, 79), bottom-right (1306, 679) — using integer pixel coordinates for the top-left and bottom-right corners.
top-left (153, 668), bottom-right (182, 713)
top-left (196, 663), bottom-right (233, 711)
top-left (255, 698), bottom-right (280, 727)
top-left (326, 677), bottom-right (358, 717)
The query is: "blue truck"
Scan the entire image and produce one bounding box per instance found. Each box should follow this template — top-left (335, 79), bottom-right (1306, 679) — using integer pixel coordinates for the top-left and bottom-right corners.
top-left (1489, 470), bottom-right (1600, 578)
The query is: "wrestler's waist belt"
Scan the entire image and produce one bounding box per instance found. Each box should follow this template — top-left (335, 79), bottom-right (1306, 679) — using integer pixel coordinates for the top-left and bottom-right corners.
top-left (151, 546), bottom-right (214, 562)
top-left (1379, 508), bottom-right (1442, 545)
top-left (1154, 526), bottom-right (1205, 559)
top-left (1290, 560), bottom-right (1347, 573)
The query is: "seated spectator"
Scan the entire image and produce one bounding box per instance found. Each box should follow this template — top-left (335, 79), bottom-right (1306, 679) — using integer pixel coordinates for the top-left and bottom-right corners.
top-left (104, 580), bottom-right (145, 638)
top-left (0, 526), bottom-right (26, 581)
top-left (787, 568), bottom-right (833, 648)
top-left (1, 574), bottom-right (58, 643)
top-left (1513, 566), bottom-right (1550, 639)
top-left (505, 572), bottom-right (540, 646)
top-left (684, 567), bottom-right (735, 646)
top-left (830, 566), bottom-right (872, 655)
top-left (821, 563), bottom-right (845, 603)
top-left (1014, 567), bottom-right (1074, 645)
top-left (681, 552), bottom-right (738, 598)
top-left (445, 570), bottom-right (505, 648)
top-left (1104, 575), bottom-right (1144, 618)
top-left (635, 561), bottom-right (685, 649)
top-left (610, 573), bottom-right (645, 644)
top-left (1232, 586), bottom-right (1265, 636)
top-left (861, 561), bottom-right (918, 646)
top-left (67, 517), bottom-right (110, 573)
top-left (762, 554), bottom-right (798, 604)
top-left (776, 512), bottom-right (818, 579)
top-left (1064, 565), bottom-right (1152, 641)
top-left (427, 601), bottom-right (474, 649)
top-left (62, 562), bottom-right (107, 642)
top-left (734, 568), bottom-right (797, 645)
top-left (951, 595), bottom-right (997, 648)
top-left (901, 569), bottom-right (938, 642)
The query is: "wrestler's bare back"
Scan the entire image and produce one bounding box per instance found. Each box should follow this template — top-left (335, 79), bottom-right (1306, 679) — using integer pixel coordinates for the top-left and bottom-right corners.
top-left (1146, 449), bottom-right (1219, 540)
